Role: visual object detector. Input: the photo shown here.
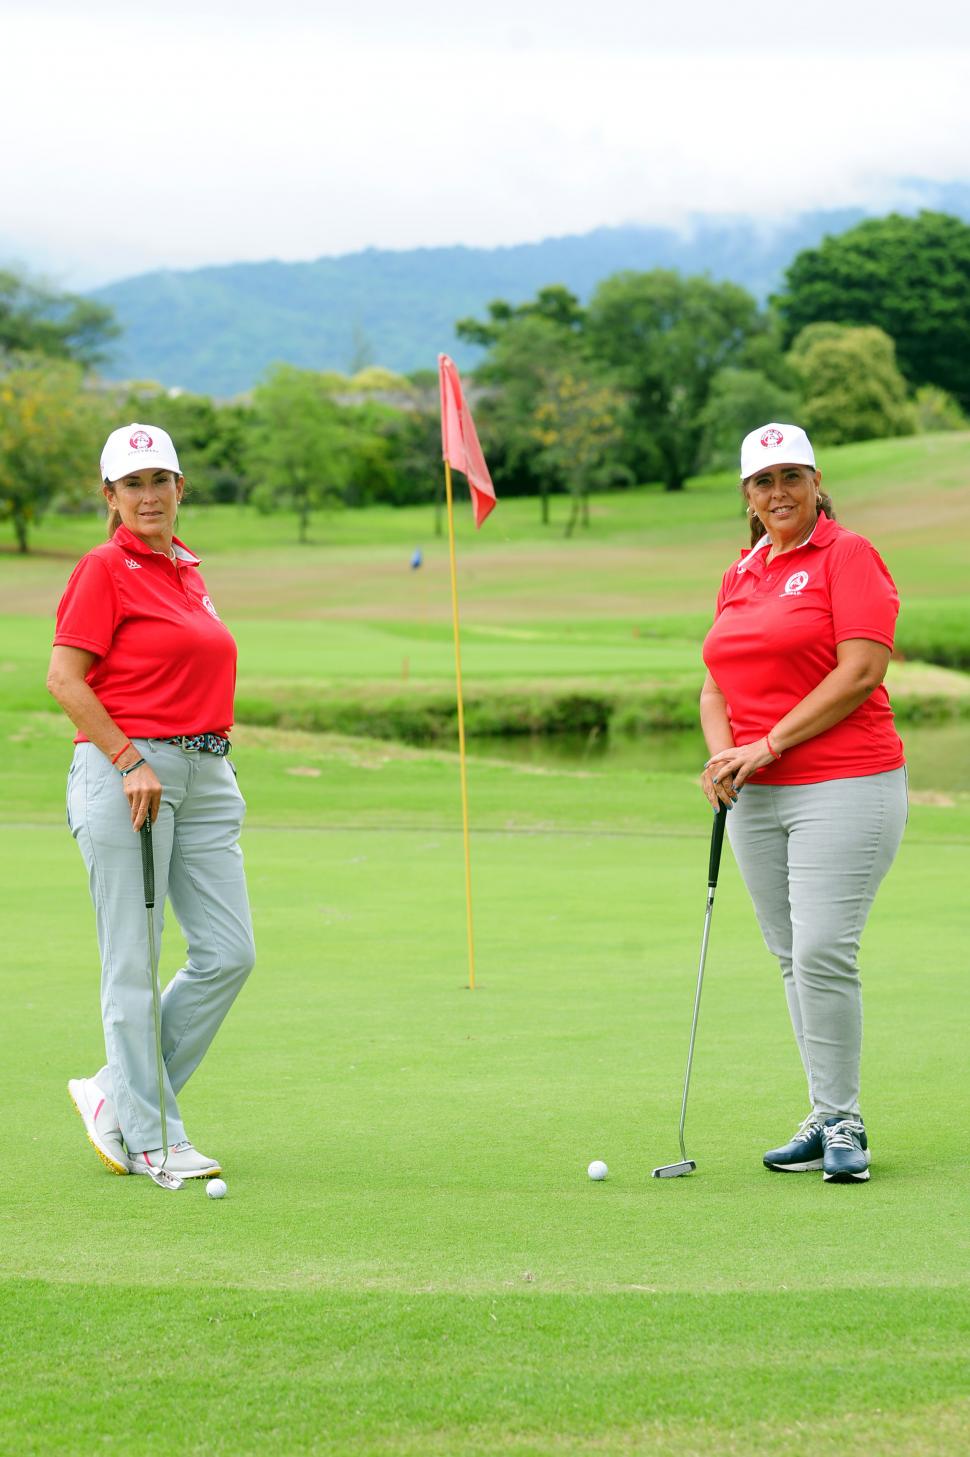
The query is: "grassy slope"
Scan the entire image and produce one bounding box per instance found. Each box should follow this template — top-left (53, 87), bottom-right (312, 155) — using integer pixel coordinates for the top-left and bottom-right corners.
top-left (3, 433), bottom-right (970, 740)
top-left (1, 433), bottom-right (969, 1453)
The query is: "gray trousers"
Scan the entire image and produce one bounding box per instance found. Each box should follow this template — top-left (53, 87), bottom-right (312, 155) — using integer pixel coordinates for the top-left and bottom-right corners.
top-left (726, 768), bottom-right (907, 1119)
top-left (67, 739), bottom-right (255, 1152)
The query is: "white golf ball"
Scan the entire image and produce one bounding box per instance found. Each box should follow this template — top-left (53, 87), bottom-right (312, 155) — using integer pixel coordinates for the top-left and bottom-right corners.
top-left (206, 1178), bottom-right (228, 1199)
top-left (587, 1160), bottom-right (608, 1181)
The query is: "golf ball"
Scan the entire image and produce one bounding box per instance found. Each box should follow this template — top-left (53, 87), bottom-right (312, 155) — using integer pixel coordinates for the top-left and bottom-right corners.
top-left (587, 1160), bottom-right (608, 1181)
top-left (206, 1178), bottom-right (228, 1199)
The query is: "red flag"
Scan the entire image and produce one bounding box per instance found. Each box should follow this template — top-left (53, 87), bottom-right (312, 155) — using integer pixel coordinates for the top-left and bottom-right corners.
top-left (438, 353), bottom-right (497, 528)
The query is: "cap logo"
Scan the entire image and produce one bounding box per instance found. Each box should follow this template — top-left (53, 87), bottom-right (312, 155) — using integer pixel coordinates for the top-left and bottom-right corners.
top-left (761, 428), bottom-right (784, 448)
top-left (129, 431), bottom-right (153, 450)
top-left (783, 571), bottom-right (809, 596)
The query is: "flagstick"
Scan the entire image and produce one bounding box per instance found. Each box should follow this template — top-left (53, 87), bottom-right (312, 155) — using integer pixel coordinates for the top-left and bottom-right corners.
top-left (444, 460), bottom-right (477, 991)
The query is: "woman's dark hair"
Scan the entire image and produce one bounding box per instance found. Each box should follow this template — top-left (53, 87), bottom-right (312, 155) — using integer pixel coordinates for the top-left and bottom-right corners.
top-left (106, 490), bottom-right (122, 539)
top-left (740, 469), bottom-right (836, 546)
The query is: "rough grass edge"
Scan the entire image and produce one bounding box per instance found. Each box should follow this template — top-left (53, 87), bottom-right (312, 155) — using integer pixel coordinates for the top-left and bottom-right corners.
top-left (236, 680), bottom-right (970, 745)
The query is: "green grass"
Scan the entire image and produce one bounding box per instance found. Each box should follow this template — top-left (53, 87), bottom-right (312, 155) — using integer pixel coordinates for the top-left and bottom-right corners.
top-left (4, 1285), bottom-right (968, 1455)
top-left (5, 432), bottom-right (969, 742)
top-left (2, 431), bottom-right (969, 1452)
top-left (6, 429), bottom-right (968, 562)
top-left (1, 722), bottom-right (968, 1454)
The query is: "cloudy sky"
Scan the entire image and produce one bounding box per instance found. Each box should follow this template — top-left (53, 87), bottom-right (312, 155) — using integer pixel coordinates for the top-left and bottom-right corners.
top-left (3, 0), bottom-right (969, 288)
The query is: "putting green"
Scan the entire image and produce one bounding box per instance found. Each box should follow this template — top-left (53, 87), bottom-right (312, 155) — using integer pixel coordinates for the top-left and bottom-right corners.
top-left (1, 728), bottom-right (967, 1454)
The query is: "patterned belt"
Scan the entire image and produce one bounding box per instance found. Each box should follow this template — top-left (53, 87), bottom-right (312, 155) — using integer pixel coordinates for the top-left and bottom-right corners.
top-left (160, 734), bottom-right (232, 756)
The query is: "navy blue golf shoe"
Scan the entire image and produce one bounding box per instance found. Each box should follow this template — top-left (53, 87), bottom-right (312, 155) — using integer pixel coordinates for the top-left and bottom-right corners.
top-left (822, 1117), bottom-right (871, 1182)
top-left (763, 1113), bottom-right (825, 1172)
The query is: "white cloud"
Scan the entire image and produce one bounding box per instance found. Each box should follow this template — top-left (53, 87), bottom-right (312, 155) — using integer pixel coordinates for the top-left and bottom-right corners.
top-left (1, 4), bottom-right (969, 286)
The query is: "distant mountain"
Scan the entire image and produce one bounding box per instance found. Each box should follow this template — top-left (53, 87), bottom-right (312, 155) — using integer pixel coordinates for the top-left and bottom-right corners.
top-left (88, 181), bottom-right (970, 398)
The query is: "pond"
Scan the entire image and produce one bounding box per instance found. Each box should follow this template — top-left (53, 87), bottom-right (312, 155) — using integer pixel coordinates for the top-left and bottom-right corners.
top-left (471, 720), bottom-right (969, 800)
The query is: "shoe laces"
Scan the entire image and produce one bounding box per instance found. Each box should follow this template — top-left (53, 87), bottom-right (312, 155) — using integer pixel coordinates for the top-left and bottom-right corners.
top-left (823, 1119), bottom-right (864, 1149)
top-left (792, 1113), bottom-right (824, 1144)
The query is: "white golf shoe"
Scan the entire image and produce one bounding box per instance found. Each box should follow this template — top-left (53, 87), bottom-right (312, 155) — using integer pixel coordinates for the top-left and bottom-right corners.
top-left (127, 1142), bottom-right (221, 1180)
top-left (68, 1078), bottom-right (129, 1176)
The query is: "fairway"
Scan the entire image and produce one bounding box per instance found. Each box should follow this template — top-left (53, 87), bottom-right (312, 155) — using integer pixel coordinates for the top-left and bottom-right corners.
top-left (2, 438), bottom-right (969, 1454)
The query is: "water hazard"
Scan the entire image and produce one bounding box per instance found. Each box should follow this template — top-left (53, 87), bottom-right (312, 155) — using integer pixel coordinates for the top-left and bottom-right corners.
top-left (471, 722), bottom-right (968, 800)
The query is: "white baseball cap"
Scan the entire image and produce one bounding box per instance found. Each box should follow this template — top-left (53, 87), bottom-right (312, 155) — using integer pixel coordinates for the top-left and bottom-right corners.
top-left (740, 423), bottom-right (815, 481)
top-left (100, 423), bottom-right (181, 483)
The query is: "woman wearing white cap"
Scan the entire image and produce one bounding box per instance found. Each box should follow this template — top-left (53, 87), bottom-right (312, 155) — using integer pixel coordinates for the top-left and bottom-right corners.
top-left (47, 424), bottom-right (255, 1182)
top-left (699, 423), bottom-right (906, 1183)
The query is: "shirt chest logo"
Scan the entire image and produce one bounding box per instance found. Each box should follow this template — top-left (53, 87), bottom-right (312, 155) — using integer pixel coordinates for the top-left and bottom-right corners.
top-left (201, 595), bottom-right (220, 619)
top-left (782, 570), bottom-right (810, 596)
top-left (123, 558), bottom-right (142, 571)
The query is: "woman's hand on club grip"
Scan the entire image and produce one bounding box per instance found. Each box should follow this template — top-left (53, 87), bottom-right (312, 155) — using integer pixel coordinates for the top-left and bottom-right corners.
top-left (705, 737), bottom-right (776, 792)
top-left (124, 763), bottom-right (163, 830)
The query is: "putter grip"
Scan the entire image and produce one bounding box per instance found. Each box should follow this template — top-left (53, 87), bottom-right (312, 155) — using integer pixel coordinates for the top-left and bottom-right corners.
top-left (708, 805), bottom-right (727, 889)
top-left (140, 817), bottom-right (155, 909)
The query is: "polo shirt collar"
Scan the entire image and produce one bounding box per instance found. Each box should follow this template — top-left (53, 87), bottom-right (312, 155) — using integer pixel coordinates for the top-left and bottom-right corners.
top-left (807, 512), bottom-right (839, 549)
top-left (736, 533), bottom-right (770, 575)
top-left (113, 523), bottom-right (201, 567)
top-left (736, 512), bottom-right (838, 576)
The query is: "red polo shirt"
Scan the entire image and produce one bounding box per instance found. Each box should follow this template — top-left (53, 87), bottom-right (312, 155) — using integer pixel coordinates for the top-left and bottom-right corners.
top-left (702, 514), bottom-right (905, 785)
top-left (54, 524), bottom-right (237, 741)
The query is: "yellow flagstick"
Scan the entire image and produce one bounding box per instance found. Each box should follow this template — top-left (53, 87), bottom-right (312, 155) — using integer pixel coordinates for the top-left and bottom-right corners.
top-left (444, 459), bottom-right (476, 991)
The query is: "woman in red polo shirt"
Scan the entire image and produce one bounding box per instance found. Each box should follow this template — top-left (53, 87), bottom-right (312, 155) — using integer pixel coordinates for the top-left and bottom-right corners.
top-left (47, 423), bottom-right (255, 1184)
top-left (700, 423), bottom-right (906, 1184)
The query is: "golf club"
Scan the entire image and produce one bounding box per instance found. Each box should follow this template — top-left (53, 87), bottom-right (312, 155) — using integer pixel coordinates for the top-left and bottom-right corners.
top-left (140, 815), bottom-right (183, 1192)
top-left (652, 805), bottom-right (728, 1179)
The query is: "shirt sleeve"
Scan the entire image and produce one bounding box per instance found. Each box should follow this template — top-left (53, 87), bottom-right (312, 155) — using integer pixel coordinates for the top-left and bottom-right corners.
top-left (53, 553), bottom-right (123, 657)
top-left (829, 540), bottom-right (899, 650)
top-left (713, 564), bottom-right (736, 618)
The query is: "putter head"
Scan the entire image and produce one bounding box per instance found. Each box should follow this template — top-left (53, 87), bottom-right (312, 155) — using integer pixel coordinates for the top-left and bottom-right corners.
top-left (145, 1165), bottom-right (184, 1191)
top-left (651, 1159), bottom-right (696, 1179)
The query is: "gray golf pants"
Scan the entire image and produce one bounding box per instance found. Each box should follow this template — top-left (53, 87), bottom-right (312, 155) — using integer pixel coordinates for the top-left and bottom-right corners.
top-left (67, 739), bottom-right (256, 1153)
top-left (726, 768), bottom-right (907, 1120)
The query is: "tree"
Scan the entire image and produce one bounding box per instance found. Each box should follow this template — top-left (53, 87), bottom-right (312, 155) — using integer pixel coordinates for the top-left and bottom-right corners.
top-left (788, 324), bottom-right (915, 445)
top-left (697, 367), bottom-right (801, 474)
top-left (337, 400), bottom-right (429, 509)
top-left (0, 268), bottom-right (119, 367)
top-left (585, 271), bottom-right (769, 491)
top-left (913, 385), bottom-right (967, 433)
top-left (455, 284), bottom-right (585, 348)
top-left (456, 287), bottom-right (588, 521)
top-left (367, 405), bottom-right (442, 510)
top-left (472, 313), bottom-right (588, 522)
top-left (244, 366), bottom-right (351, 541)
top-left (0, 357), bottom-right (109, 552)
top-left (530, 367), bottom-right (628, 535)
top-left (120, 388), bottom-right (254, 503)
top-left (776, 211), bottom-right (970, 408)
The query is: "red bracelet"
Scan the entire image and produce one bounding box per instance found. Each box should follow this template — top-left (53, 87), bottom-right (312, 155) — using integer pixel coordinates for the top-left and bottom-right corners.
top-left (111, 742), bottom-right (134, 765)
top-left (766, 734), bottom-right (782, 760)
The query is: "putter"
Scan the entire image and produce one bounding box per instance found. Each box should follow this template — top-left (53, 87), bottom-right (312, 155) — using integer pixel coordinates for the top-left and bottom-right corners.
top-left (652, 805), bottom-right (728, 1179)
top-left (140, 816), bottom-right (183, 1192)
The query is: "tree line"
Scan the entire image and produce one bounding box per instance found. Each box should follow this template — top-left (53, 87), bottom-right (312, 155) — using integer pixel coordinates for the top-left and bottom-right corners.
top-left (1, 210), bottom-right (968, 550)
